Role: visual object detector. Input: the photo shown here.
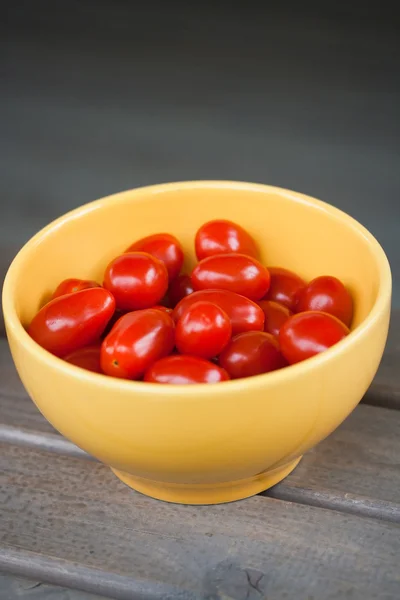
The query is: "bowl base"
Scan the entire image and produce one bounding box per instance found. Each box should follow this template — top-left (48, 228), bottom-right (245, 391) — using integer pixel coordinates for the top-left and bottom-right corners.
top-left (111, 456), bottom-right (302, 505)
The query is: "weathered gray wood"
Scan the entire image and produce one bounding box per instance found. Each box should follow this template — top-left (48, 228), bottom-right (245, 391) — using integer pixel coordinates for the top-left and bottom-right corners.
top-left (0, 442), bottom-right (400, 600)
top-left (0, 573), bottom-right (107, 600)
top-left (0, 342), bottom-right (57, 435)
top-left (1, 338), bottom-right (400, 521)
top-left (270, 404), bottom-right (400, 512)
top-left (0, 550), bottom-right (193, 600)
top-left (0, 424), bottom-right (90, 460)
top-left (362, 311), bottom-right (400, 410)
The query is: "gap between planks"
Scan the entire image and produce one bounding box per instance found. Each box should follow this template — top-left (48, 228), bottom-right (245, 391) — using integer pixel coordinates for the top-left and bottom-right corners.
top-left (0, 548), bottom-right (195, 600)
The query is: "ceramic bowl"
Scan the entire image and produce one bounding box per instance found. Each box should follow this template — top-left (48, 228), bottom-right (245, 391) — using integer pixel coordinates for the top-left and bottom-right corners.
top-left (2, 181), bottom-right (391, 504)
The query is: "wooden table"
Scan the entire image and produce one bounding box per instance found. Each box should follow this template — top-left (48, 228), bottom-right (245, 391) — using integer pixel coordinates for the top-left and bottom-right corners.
top-left (0, 312), bottom-right (399, 599)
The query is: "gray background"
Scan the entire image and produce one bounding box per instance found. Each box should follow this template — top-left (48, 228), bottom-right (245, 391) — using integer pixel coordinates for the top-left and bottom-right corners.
top-left (2, 1), bottom-right (399, 304)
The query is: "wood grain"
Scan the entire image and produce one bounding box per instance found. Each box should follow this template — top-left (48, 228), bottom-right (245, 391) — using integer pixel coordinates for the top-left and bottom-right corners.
top-left (1, 442), bottom-right (400, 600)
top-left (0, 573), bottom-right (106, 600)
top-left (267, 403), bottom-right (400, 520)
top-left (362, 311), bottom-right (400, 410)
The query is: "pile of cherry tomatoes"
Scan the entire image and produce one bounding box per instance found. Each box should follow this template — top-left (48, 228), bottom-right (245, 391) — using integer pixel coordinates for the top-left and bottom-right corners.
top-left (28, 220), bottom-right (353, 384)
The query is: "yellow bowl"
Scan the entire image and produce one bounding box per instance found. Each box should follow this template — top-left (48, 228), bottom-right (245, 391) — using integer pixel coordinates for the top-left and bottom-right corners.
top-left (2, 181), bottom-right (392, 504)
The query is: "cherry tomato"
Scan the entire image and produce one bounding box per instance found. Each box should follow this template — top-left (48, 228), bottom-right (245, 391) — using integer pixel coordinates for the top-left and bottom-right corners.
top-left (28, 288), bottom-right (115, 357)
top-left (175, 301), bottom-right (232, 359)
top-left (195, 219), bottom-right (259, 261)
top-left (144, 355), bottom-right (230, 384)
top-left (103, 252), bottom-right (168, 311)
top-left (64, 345), bottom-right (102, 373)
top-left (192, 253), bottom-right (270, 301)
top-left (101, 309), bottom-right (175, 379)
top-left (51, 278), bottom-right (100, 300)
top-left (264, 267), bottom-right (305, 311)
top-left (151, 305), bottom-right (173, 315)
top-left (219, 331), bottom-right (287, 379)
top-left (279, 311), bottom-right (349, 365)
top-left (257, 300), bottom-right (292, 337)
top-left (173, 289), bottom-right (264, 335)
top-left (168, 274), bottom-right (194, 307)
top-left (295, 275), bottom-right (353, 327)
top-left (125, 233), bottom-right (184, 281)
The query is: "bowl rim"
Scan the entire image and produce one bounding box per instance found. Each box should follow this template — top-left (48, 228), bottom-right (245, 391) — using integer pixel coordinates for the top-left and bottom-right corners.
top-left (2, 180), bottom-right (392, 397)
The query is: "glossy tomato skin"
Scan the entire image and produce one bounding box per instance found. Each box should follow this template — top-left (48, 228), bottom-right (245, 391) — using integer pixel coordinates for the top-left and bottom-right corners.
top-left (28, 288), bottom-right (115, 358)
top-left (219, 331), bottom-right (287, 379)
top-left (175, 301), bottom-right (232, 359)
top-left (144, 355), bottom-right (230, 384)
top-left (64, 345), bottom-right (102, 373)
top-left (101, 309), bottom-right (175, 379)
top-left (168, 274), bottom-right (194, 307)
top-left (195, 219), bottom-right (259, 261)
top-left (51, 278), bottom-right (100, 300)
top-left (295, 275), bottom-right (353, 327)
top-left (264, 267), bottom-right (305, 311)
top-left (151, 305), bottom-right (173, 315)
top-left (126, 233), bottom-right (184, 281)
top-left (257, 300), bottom-right (292, 337)
top-left (103, 252), bottom-right (168, 311)
top-left (173, 289), bottom-right (264, 335)
top-left (192, 253), bottom-right (270, 301)
top-left (279, 311), bottom-right (349, 365)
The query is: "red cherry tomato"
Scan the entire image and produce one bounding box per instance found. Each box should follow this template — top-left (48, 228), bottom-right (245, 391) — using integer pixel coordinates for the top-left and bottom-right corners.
top-left (219, 331), bottom-right (287, 379)
top-left (264, 267), bottom-right (305, 311)
top-left (51, 278), bottom-right (100, 300)
top-left (101, 309), bottom-right (175, 379)
top-left (279, 311), bottom-right (349, 365)
top-left (151, 305), bottom-right (173, 315)
top-left (103, 252), bottom-right (168, 311)
top-left (144, 355), bottom-right (230, 384)
top-left (125, 233), bottom-right (184, 281)
top-left (295, 275), bottom-right (353, 327)
top-left (175, 301), bottom-right (232, 359)
top-left (28, 288), bottom-right (115, 358)
top-left (192, 253), bottom-right (270, 301)
top-left (195, 219), bottom-right (259, 261)
top-left (64, 345), bottom-right (102, 373)
top-left (168, 274), bottom-right (194, 307)
top-left (173, 289), bottom-right (264, 336)
top-left (257, 300), bottom-right (292, 337)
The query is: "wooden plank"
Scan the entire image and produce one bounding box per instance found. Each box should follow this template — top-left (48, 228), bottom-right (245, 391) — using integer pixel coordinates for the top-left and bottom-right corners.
top-left (267, 403), bottom-right (400, 521)
top-left (0, 443), bottom-right (399, 600)
top-left (0, 573), bottom-right (106, 600)
top-left (0, 342), bottom-right (56, 436)
top-left (1, 339), bottom-right (400, 521)
top-left (0, 551), bottom-right (195, 600)
top-left (362, 310), bottom-right (400, 410)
